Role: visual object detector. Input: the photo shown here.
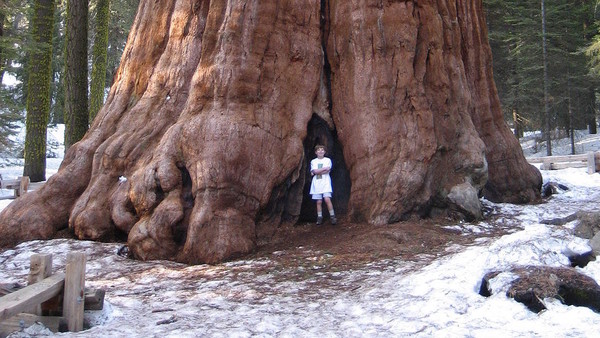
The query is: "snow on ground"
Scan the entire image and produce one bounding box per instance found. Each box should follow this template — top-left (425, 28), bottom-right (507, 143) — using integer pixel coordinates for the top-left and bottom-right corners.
top-left (1, 131), bottom-right (600, 337)
top-left (0, 124), bottom-right (64, 203)
top-left (521, 129), bottom-right (600, 157)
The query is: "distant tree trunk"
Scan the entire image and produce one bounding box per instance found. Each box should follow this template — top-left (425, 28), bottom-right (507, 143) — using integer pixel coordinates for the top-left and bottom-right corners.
top-left (23, 0), bottom-right (54, 182)
top-left (89, 0), bottom-right (110, 122)
top-left (63, 0), bottom-right (88, 152)
top-left (49, 6), bottom-right (65, 125)
top-left (541, 0), bottom-right (552, 156)
top-left (513, 109), bottom-right (523, 138)
top-left (11, 8), bottom-right (27, 102)
top-left (569, 96), bottom-right (575, 154)
top-left (0, 0), bottom-right (5, 81)
top-left (0, 0), bottom-right (542, 263)
top-left (568, 74), bottom-right (576, 155)
top-left (590, 88), bottom-right (598, 134)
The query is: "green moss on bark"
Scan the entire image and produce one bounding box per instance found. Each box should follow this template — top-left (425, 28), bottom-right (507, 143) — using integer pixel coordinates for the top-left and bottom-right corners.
top-left (24, 0), bottom-right (55, 182)
top-left (63, 0), bottom-right (88, 152)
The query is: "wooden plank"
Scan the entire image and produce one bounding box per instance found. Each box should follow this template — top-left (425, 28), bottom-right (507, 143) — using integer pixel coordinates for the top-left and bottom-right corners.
top-left (550, 162), bottom-right (587, 170)
top-left (0, 179), bottom-right (21, 189)
top-left (526, 157), bottom-right (544, 163)
top-left (27, 254), bottom-right (52, 285)
top-left (526, 152), bottom-right (598, 171)
top-left (0, 177), bottom-right (36, 196)
top-left (0, 273), bottom-right (65, 321)
top-left (84, 289), bottom-right (105, 311)
top-left (541, 160), bottom-right (552, 170)
top-left (28, 182), bottom-right (45, 191)
top-left (17, 176), bottom-right (29, 196)
top-left (27, 254), bottom-right (52, 315)
top-left (0, 313), bottom-right (65, 336)
top-left (63, 252), bottom-right (86, 332)
top-left (0, 284), bottom-right (21, 297)
top-left (0, 177), bottom-right (28, 201)
top-left (526, 154), bottom-right (588, 163)
top-left (589, 152), bottom-right (596, 174)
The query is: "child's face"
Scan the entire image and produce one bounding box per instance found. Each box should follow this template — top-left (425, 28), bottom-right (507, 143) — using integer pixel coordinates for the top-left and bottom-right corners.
top-left (315, 147), bottom-right (325, 158)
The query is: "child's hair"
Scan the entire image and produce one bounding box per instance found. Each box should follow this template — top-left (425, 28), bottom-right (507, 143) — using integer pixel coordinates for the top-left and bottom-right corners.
top-left (314, 144), bottom-right (326, 152)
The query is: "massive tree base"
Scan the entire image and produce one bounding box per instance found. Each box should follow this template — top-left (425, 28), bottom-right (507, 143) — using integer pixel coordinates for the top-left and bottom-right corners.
top-left (0, 0), bottom-right (541, 264)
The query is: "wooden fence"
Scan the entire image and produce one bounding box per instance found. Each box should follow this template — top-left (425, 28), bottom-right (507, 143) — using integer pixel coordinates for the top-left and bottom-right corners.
top-left (0, 176), bottom-right (45, 200)
top-left (0, 253), bottom-right (104, 336)
top-left (526, 151), bottom-right (600, 174)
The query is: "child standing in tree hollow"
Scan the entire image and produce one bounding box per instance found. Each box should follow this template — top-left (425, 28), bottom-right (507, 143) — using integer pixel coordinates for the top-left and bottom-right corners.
top-left (309, 144), bottom-right (337, 225)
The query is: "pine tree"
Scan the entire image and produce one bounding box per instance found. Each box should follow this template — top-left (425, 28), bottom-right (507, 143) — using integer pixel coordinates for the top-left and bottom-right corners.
top-left (485, 0), bottom-right (597, 151)
top-left (63, 0), bottom-right (88, 152)
top-left (0, 1), bottom-right (30, 82)
top-left (49, 1), bottom-right (66, 125)
top-left (105, 0), bottom-right (137, 86)
top-left (486, 1), bottom-right (545, 135)
top-left (545, 0), bottom-right (597, 150)
top-left (24, 0), bottom-right (54, 182)
top-left (0, 0), bottom-right (30, 104)
top-left (0, 1), bottom-right (29, 156)
top-left (89, 0), bottom-right (109, 122)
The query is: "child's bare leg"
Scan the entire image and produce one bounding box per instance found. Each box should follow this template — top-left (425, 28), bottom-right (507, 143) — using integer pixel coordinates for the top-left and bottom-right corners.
top-left (324, 197), bottom-right (337, 224)
top-left (324, 197), bottom-right (334, 212)
top-left (316, 199), bottom-right (323, 224)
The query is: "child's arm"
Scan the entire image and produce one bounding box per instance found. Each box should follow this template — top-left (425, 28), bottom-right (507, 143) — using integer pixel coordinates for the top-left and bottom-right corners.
top-left (311, 167), bottom-right (331, 175)
top-left (311, 158), bottom-right (331, 175)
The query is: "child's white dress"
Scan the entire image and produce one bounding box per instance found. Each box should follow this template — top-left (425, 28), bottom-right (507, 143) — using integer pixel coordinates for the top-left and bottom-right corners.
top-left (309, 157), bottom-right (333, 195)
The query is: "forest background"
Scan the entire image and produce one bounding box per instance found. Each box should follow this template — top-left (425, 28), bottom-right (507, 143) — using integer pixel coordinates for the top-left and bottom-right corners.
top-left (1, 0), bottom-right (600, 178)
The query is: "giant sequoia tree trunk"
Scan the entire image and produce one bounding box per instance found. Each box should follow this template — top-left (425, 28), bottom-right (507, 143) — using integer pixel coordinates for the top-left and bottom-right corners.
top-left (0, 0), bottom-right (541, 264)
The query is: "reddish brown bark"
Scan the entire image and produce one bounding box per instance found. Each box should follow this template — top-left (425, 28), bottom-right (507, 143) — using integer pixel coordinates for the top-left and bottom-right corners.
top-left (0, 0), bottom-right (540, 264)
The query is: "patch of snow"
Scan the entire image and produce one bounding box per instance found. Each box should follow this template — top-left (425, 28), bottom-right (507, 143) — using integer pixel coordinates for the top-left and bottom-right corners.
top-left (1, 72), bottom-right (20, 87)
top-left (522, 129), bottom-right (600, 157)
top-left (0, 124), bottom-right (64, 200)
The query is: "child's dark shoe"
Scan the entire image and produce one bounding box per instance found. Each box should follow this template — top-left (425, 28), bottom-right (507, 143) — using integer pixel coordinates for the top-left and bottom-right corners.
top-left (330, 216), bottom-right (337, 225)
top-left (316, 216), bottom-right (323, 225)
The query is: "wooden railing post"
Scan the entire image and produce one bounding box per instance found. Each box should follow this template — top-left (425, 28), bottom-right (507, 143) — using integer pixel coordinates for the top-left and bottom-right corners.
top-left (63, 252), bottom-right (86, 332)
top-left (0, 251), bottom-right (98, 335)
top-left (542, 160), bottom-right (552, 170)
top-left (17, 176), bottom-right (29, 197)
top-left (588, 152), bottom-right (596, 174)
top-left (27, 254), bottom-right (52, 315)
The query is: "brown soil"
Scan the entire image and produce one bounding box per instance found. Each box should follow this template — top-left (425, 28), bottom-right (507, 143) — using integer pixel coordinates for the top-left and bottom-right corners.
top-left (51, 209), bottom-right (513, 273)
top-left (251, 213), bottom-right (514, 273)
top-left (265, 219), bottom-right (458, 259)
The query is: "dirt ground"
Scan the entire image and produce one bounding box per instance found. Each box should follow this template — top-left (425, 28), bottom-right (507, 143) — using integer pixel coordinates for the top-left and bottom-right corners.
top-left (251, 212), bottom-right (513, 274)
top-left (48, 209), bottom-right (512, 274)
top-left (263, 218), bottom-right (459, 259)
